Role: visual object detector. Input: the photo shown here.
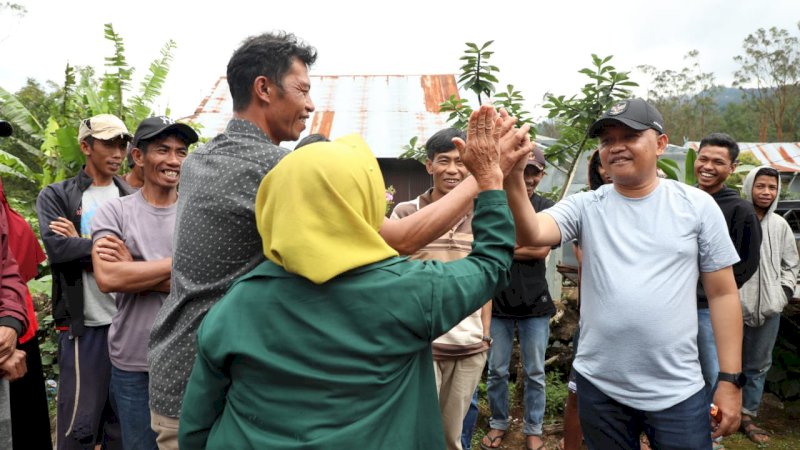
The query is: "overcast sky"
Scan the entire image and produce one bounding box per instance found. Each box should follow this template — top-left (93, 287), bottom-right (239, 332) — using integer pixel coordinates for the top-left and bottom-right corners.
top-left (1, 0), bottom-right (799, 121)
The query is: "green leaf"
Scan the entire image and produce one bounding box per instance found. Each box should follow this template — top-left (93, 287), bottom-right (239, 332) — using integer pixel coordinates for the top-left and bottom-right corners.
top-left (0, 86), bottom-right (43, 136)
top-left (657, 159), bottom-right (679, 180)
top-left (683, 148), bottom-right (697, 185)
top-left (659, 157), bottom-right (679, 169)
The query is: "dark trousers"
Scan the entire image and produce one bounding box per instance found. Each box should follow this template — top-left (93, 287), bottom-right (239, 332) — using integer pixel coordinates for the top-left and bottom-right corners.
top-left (576, 372), bottom-right (711, 450)
top-left (56, 327), bottom-right (121, 450)
top-left (9, 336), bottom-right (53, 450)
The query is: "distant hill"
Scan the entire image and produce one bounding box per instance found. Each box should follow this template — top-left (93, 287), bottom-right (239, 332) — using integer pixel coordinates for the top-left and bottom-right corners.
top-left (714, 86), bottom-right (745, 108)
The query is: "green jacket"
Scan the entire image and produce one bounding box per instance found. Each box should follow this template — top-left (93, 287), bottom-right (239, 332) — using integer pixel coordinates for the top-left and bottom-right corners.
top-left (179, 190), bottom-right (514, 450)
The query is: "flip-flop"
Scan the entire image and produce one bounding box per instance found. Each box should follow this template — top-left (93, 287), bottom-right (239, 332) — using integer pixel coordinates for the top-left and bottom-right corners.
top-left (740, 416), bottom-right (769, 444)
top-left (479, 429), bottom-right (507, 450)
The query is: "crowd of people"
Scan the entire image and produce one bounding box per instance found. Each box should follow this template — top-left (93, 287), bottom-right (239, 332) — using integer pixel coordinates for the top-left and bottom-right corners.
top-left (0, 30), bottom-right (797, 450)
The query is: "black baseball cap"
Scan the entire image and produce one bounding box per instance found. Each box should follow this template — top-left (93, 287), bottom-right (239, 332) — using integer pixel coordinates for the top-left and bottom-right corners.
top-left (132, 116), bottom-right (199, 148)
top-left (587, 98), bottom-right (665, 138)
top-left (0, 120), bottom-right (13, 137)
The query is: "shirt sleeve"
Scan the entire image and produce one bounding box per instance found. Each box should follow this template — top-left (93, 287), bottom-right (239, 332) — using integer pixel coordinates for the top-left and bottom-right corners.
top-left (179, 317), bottom-right (231, 450)
top-left (541, 194), bottom-right (582, 245)
top-left (423, 190), bottom-right (515, 339)
top-left (0, 210), bottom-right (28, 336)
top-left (730, 204), bottom-right (762, 288)
top-left (779, 219), bottom-right (800, 291)
top-left (91, 198), bottom-right (123, 243)
top-left (698, 196), bottom-right (740, 273)
top-left (36, 185), bottom-right (92, 264)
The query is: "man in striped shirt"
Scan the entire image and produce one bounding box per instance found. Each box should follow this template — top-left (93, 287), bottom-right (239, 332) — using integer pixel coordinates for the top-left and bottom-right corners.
top-left (391, 127), bottom-right (491, 450)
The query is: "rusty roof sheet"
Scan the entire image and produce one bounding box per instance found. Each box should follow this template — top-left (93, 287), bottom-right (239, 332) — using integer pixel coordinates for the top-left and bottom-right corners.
top-left (185, 74), bottom-right (459, 158)
top-left (688, 141), bottom-right (800, 172)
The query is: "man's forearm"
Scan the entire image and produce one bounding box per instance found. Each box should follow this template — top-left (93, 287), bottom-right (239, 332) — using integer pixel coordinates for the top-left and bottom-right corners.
top-left (709, 291), bottom-right (743, 373)
top-left (380, 176), bottom-right (479, 255)
top-left (504, 173), bottom-right (540, 246)
top-left (94, 258), bottom-right (172, 294)
top-left (513, 245), bottom-right (550, 261)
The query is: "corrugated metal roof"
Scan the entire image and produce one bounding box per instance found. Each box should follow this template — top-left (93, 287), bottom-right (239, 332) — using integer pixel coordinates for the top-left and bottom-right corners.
top-left (687, 142), bottom-right (800, 172)
top-left (185, 74), bottom-right (459, 158)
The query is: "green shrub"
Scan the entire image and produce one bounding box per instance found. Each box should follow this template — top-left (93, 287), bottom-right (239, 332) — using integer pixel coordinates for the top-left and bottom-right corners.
top-left (545, 370), bottom-right (568, 419)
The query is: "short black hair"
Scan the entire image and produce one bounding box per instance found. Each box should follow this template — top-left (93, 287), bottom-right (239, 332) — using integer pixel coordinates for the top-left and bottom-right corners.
top-left (425, 128), bottom-right (466, 160)
top-left (588, 149), bottom-right (606, 190)
top-left (127, 146), bottom-right (136, 168)
top-left (698, 132), bottom-right (740, 163)
top-left (136, 129), bottom-right (193, 154)
top-left (754, 166), bottom-right (780, 182)
top-left (295, 133), bottom-right (329, 149)
top-left (227, 31), bottom-right (317, 112)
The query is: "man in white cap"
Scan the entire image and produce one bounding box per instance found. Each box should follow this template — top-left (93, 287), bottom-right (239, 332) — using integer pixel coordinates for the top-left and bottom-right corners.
top-left (37, 113), bottom-right (135, 450)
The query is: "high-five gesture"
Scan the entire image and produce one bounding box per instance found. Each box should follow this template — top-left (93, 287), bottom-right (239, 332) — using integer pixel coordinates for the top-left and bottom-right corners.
top-left (453, 105), bottom-right (503, 191)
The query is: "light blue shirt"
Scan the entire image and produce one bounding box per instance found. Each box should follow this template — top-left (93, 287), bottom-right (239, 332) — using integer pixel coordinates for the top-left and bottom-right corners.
top-left (545, 180), bottom-right (739, 410)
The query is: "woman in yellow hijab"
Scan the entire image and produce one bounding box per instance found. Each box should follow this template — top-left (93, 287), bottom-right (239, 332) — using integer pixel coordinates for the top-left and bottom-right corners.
top-left (179, 132), bottom-right (516, 450)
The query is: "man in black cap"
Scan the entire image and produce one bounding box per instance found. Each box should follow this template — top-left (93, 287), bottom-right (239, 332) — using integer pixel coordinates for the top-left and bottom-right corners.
top-left (502, 99), bottom-right (745, 449)
top-left (91, 116), bottom-right (197, 450)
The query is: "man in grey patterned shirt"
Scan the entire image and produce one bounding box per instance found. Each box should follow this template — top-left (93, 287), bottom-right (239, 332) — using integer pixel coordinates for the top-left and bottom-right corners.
top-left (148, 31), bottom-right (518, 449)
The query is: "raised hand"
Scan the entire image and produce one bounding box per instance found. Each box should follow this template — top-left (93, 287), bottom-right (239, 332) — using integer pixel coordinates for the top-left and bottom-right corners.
top-left (495, 109), bottom-right (534, 176)
top-left (452, 105), bottom-right (503, 191)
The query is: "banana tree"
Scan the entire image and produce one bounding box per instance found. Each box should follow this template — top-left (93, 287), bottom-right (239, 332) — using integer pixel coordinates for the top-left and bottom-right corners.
top-left (0, 22), bottom-right (176, 194)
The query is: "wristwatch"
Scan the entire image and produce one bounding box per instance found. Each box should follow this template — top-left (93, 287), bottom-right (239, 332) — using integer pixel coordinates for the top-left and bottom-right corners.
top-left (482, 336), bottom-right (493, 346)
top-left (717, 372), bottom-right (746, 388)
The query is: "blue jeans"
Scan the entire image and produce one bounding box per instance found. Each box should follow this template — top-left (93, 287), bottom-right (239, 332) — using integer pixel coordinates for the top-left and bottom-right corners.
top-left (696, 307), bottom-right (719, 406)
top-left (486, 316), bottom-right (549, 436)
top-left (576, 372), bottom-right (711, 449)
top-left (742, 314), bottom-right (781, 416)
top-left (461, 389), bottom-right (479, 450)
top-left (110, 367), bottom-right (157, 450)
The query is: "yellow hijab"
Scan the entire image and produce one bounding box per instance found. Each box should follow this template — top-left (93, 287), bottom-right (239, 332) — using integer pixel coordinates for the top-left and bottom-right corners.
top-left (255, 134), bottom-right (399, 284)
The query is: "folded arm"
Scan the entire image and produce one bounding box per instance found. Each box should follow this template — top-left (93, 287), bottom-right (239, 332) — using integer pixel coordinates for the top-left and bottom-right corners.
top-left (92, 235), bottom-right (172, 293)
top-left (36, 187), bottom-right (92, 265)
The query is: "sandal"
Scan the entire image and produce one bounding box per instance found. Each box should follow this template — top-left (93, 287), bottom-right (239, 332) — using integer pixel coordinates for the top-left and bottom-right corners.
top-left (740, 415), bottom-right (769, 444)
top-left (479, 429), bottom-right (506, 450)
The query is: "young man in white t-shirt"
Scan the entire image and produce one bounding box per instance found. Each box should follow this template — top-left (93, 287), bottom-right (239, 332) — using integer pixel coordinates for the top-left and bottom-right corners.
top-left (37, 114), bottom-right (135, 450)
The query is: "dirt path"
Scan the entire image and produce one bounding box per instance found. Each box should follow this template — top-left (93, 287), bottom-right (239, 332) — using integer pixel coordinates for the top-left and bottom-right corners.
top-left (475, 393), bottom-right (799, 450)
